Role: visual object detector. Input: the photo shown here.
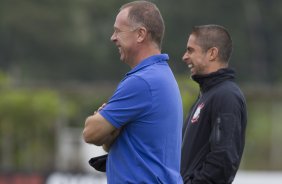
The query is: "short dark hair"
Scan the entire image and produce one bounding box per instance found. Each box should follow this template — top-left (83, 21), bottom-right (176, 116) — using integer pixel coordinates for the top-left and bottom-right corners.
top-left (191, 24), bottom-right (233, 63)
top-left (120, 1), bottom-right (165, 49)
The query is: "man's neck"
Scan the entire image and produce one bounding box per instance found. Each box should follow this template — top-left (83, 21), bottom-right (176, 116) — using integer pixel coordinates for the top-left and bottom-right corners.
top-left (129, 45), bottom-right (161, 68)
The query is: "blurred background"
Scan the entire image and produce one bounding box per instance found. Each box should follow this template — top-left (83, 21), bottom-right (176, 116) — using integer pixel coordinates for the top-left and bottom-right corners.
top-left (0, 0), bottom-right (282, 183)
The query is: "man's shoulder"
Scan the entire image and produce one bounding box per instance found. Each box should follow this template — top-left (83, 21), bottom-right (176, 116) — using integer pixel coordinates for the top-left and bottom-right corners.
top-left (122, 74), bottom-right (149, 87)
top-left (215, 80), bottom-right (242, 95)
top-left (113, 77), bottom-right (150, 101)
top-left (210, 81), bottom-right (246, 106)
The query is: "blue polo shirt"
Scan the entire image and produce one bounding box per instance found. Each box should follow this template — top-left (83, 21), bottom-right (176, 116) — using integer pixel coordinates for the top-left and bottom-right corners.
top-left (100, 54), bottom-right (183, 184)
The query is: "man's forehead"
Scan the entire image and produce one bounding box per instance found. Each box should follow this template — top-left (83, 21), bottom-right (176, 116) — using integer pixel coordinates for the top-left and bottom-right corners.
top-left (114, 9), bottom-right (130, 27)
top-left (116, 8), bottom-right (129, 21)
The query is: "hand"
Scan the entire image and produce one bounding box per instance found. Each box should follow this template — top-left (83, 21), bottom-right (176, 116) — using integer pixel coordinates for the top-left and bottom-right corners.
top-left (102, 129), bottom-right (121, 152)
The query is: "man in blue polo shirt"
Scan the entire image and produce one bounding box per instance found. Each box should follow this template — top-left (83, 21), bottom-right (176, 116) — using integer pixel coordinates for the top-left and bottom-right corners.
top-left (83, 1), bottom-right (183, 183)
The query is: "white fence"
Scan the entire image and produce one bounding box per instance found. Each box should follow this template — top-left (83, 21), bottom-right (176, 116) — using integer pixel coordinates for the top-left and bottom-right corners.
top-left (233, 171), bottom-right (282, 184)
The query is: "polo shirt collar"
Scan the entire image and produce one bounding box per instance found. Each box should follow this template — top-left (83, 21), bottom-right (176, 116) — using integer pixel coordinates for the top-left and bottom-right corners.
top-left (126, 54), bottom-right (169, 76)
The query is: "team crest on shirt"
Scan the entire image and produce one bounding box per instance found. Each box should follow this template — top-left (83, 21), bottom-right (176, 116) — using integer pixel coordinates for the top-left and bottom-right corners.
top-left (191, 103), bottom-right (205, 123)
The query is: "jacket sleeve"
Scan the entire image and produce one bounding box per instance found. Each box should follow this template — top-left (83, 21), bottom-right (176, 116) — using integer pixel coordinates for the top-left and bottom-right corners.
top-left (190, 94), bottom-right (246, 184)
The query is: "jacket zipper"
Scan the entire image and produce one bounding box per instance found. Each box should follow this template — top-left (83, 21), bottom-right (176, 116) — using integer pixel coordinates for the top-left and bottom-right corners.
top-left (216, 117), bottom-right (221, 143)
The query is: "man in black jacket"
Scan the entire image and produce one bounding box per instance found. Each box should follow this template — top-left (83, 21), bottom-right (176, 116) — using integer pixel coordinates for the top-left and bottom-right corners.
top-left (181, 24), bottom-right (247, 184)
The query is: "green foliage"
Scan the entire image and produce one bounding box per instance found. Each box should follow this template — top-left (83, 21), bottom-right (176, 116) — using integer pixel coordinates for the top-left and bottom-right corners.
top-left (0, 84), bottom-right (62, 171)
top-left (241, 97), bottom-right (282, 170)
top-left (0, 71), bottom-right (9, 88)
top-left (0, 72), bottom-right (115, 171)
top-left (242, 100), bottom-right (272, 169)
top-left (177, 75), bottom-right (199, 117)
top-left (0, 0), bottom-right (281, 83)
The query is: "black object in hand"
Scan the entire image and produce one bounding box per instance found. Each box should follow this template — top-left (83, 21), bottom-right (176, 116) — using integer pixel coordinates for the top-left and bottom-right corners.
top-left (88, 154), bottom-right (108, 172)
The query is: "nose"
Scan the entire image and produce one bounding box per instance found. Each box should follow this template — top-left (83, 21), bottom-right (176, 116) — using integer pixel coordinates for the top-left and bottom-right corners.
top-left (111, 32), bottom-right (117, 42)
top-left (182, 52), bottom-right (188, 62)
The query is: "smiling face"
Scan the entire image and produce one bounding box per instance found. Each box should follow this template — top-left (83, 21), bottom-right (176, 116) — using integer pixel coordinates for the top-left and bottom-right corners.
top-left (182, 34), bottom-right (211, 76)
top-left (110, 8), bottom-right (139, 66)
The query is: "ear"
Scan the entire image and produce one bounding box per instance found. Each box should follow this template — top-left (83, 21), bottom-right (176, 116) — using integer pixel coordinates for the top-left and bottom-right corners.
top-left (208, 47), bottom-right (219, 61)
top-left (137, 27), bottom-right (147, 43)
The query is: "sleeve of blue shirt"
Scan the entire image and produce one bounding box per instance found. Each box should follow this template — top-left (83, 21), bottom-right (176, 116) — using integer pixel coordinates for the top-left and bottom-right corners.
top-left (99, 75), bottom-right (152, 128)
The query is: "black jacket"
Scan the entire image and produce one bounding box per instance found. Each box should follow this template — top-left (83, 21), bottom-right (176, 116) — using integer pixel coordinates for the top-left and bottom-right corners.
top-left (181, 68), bottom-right (247, 184)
